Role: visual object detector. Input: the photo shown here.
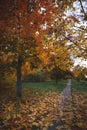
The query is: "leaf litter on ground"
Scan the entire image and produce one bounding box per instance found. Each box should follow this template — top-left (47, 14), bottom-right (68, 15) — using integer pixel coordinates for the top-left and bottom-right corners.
top-left (0, 87), bottom-right (87, 130)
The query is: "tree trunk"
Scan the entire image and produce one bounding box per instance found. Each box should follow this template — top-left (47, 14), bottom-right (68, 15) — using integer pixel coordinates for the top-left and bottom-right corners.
top-left (16, 55), bottom-right (22, 97)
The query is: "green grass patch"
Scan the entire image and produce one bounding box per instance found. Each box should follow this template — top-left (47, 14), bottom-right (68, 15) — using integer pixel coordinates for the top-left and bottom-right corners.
top-left (22, 80), bottom-right (66, 93)
top-left (0, 80), bottom-right (66, 101)
top-left (72, 79), bottom-right (87, 92)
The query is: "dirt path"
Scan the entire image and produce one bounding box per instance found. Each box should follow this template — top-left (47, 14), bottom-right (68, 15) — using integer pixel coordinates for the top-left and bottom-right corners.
top-left (48, 79), bottom-right (72, 130)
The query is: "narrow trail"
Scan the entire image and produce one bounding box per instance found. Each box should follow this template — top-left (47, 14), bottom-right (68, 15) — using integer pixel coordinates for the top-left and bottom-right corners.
top-left (48, 79), bottom-right (72, 130)
top-left (62, 79), bottom-right (71, 97)
top-left (61, 79), bottom-right (72, 104)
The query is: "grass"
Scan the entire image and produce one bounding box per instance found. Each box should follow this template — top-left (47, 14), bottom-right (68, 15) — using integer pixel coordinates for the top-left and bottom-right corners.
top-left (72, 79), bottom-right (87, 92)
top-left (0, 79), bottom-right (67, 100)
top-left (22, 80), bottom-right (67, 93)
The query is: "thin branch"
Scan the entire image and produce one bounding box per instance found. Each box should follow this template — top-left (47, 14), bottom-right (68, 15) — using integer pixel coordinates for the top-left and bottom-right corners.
top-left (79, 0), bottom-right (86, 15)
top-left (61, 33), bottom-right (77, 46)
top-left (74, 26), bottom-right (87, 31)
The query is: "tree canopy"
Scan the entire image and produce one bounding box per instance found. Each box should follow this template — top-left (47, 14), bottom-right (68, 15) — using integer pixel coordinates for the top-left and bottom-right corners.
top-left (0, 0), bottom-right (87, 97)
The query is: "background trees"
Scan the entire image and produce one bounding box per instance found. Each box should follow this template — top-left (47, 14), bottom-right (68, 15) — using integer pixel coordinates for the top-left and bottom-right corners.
top-left (0, 0), bottom-right (87, 97)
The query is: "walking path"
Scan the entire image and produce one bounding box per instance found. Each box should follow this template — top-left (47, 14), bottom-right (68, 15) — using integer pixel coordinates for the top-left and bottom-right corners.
top-left (48, 79), bottom-right (72, 130)
top-left (61, 79), bottom-right (71, 104)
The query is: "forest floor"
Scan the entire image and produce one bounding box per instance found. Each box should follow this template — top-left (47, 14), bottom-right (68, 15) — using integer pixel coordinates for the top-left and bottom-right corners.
top-left (48, 79), bottom-right (87, 130)
top-left (0, 79), bottom-right (87, 130)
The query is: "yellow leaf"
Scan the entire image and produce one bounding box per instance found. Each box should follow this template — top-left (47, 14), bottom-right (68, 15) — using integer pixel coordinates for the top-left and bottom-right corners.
top-left (32, 122), bottom-right (39, 126)
top-left (77, 122), bottom-right (83, 128)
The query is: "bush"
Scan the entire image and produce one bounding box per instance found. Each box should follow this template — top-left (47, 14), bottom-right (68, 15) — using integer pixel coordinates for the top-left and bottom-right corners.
top-left (23, 73), bottom-right (46, 82)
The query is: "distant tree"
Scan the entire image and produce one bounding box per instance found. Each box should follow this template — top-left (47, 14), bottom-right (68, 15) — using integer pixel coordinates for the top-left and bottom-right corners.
top-left (50, 66), bottom-right (73, 84)
top-left (50, 67), bottom-right (65, 84)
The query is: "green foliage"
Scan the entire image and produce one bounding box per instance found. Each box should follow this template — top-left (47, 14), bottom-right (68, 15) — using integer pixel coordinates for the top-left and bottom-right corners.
top-left (50, 67), bottom-right (67, 83)
top-left (51, 67), bottom-right (64, 79)
top-left (23, 72), bottom-right (46, 82)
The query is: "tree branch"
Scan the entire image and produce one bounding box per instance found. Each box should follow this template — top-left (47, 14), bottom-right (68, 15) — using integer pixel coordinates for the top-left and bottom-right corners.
top-left (79, 0), bottom-right (86, 15)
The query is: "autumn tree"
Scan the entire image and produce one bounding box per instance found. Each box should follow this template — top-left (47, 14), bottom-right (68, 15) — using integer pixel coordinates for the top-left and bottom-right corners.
top-left (64, 0), bottom-right (87, 63)
top-left (1, 0), bottom-right (85, 97)
top-left (46, 0), bottom-right (87, 76)
top-left (0, 0), bottom-right (42, 97)
top-left (73, 65), bottom-right (87, 81)
top-left (50, 67), bottom-right (66, 84)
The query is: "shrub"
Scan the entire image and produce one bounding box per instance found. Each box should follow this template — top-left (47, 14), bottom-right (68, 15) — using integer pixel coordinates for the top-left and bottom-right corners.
top-left (23, 73), bottom-right (46, 82)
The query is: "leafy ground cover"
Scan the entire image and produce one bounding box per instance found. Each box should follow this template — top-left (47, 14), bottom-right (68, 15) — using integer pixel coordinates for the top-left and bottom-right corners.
top-left (0, 80), bottom-right (66, 129)
top-left (0, 80), bottom-right (66, 100)
top-left (71, 79), bottom-right (87, 130)
top-left (0, 91), bottom-right (61, 130)
top-left (72, 92), bottom-right (87, 130)
top-left (0, 79), bottom-right (87, 130)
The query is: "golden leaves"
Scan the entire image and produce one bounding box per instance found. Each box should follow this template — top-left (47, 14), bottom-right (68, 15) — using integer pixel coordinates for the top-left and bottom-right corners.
top-left (72, 92), bottom-right (87, 129)
top-left (0, 89), bottom-right (87, 129)
top-left (68, 16), bottom-right (79, 23)
top-left (0, 90), bottom-right (60, 129)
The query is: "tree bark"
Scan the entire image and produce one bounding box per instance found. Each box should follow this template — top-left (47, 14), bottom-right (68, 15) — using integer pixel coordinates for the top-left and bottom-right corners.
top-left (16, 55), bottom-right (22, 97)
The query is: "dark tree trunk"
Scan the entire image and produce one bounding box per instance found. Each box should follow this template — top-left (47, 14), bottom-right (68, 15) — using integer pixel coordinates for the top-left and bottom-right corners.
top-left (16, 55), bottom-right (22, 97)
